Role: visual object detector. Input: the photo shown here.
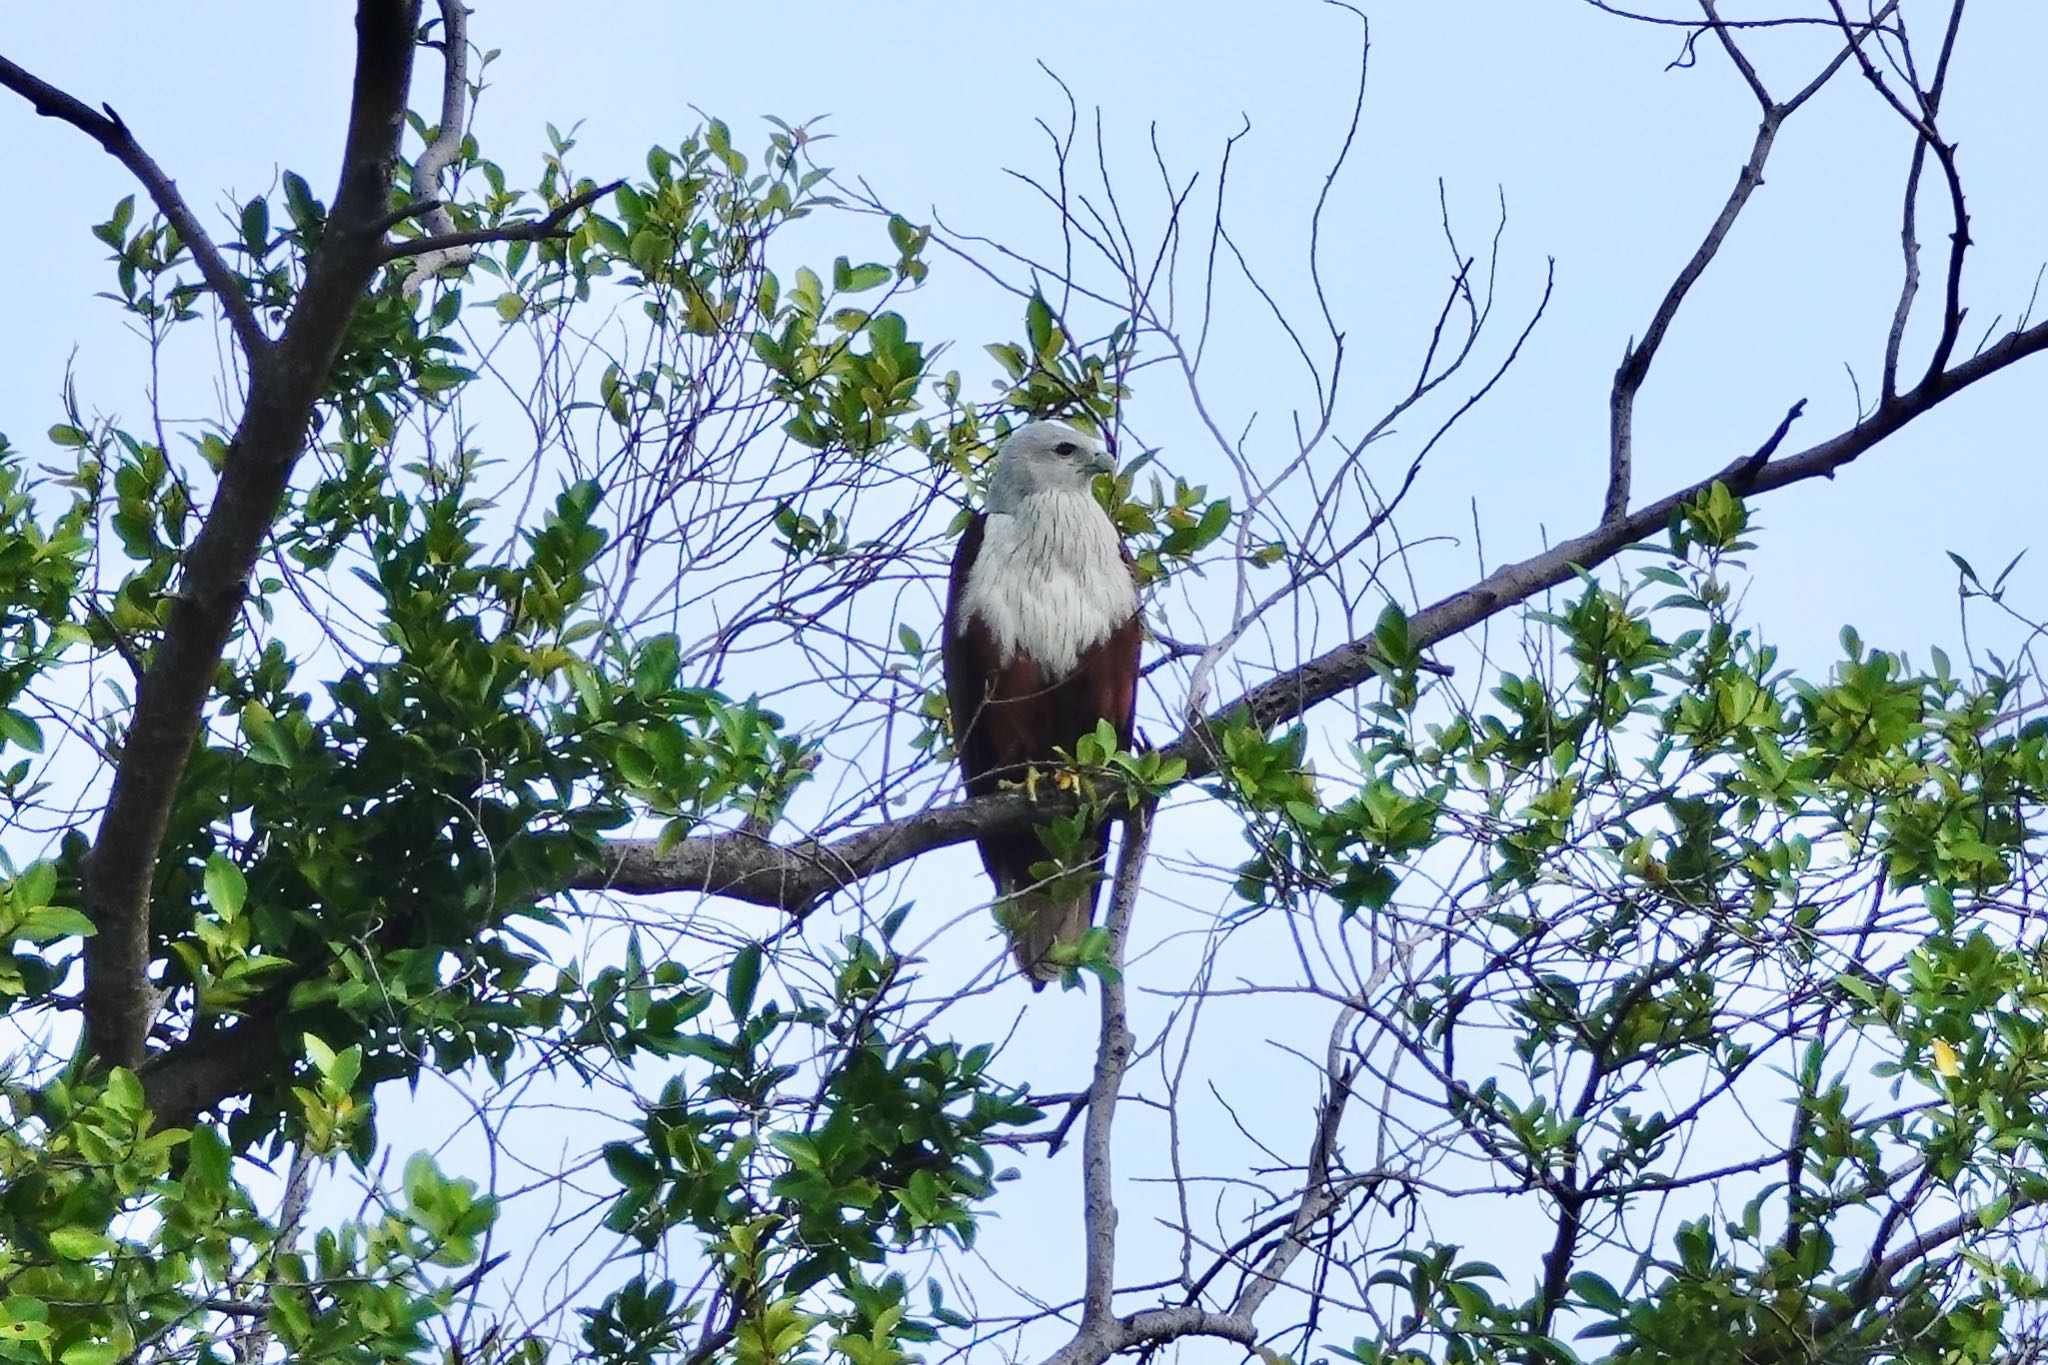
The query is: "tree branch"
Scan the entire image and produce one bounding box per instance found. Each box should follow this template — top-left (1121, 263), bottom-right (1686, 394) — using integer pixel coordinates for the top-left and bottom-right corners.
top-left (77, 0), bottom-right (423, 1072)
top-left (571, 313), bottom-right (2048, 927)
top-left (1034, 800), bottom-right (1154, 1365)
top-left (1607, 103), bottom-right (1778, 525)
top-left (573, 787), bottom-right (1055, 912)
top-left (1770, 1187), bottom-right (2048, 1363)
top-left (1228, 1008), bottom-right (1358, 1322)
top-left (398, 0), bottom-right (475, 298)
top-left (1605, 2), bottom-right (1897, 525)
top-left (381, 177), bottom-right (624, 264)
top-left (0, 55), bottom-right (269, 357)
top-left (142, 1013), bottom-right (287, 1130)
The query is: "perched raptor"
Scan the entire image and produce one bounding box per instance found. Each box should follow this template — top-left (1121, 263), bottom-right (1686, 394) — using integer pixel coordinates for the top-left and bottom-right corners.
top-left (942, 420), bottom-right (1142, 987)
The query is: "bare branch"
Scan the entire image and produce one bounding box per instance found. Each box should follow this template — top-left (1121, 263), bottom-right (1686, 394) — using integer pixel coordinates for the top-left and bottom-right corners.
top-left (399, 0), bottom-right (474, 297)
top-left (1605, 2), bottom-right (1898, 525)
top-left (1697, 0), bottom-right (1773, 108)
top-left (1039, 796), bottom-right (1234, 1365)
top-left (1081, 803), bottom-right (1151, 1332)
top-left (1829, 0), bottom-right (1973, 394)
top-left (1229, 1008), bottom-right (1359, 1322)
top-left (1606, 106), bottom-right (1777, 525)
top-left (229, 1145), bottom-right (315, 1365)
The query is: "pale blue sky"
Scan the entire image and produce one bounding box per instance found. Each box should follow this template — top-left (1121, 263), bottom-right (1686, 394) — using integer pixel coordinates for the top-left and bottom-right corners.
top-left (5, 1), bottom-right (2046, 1353)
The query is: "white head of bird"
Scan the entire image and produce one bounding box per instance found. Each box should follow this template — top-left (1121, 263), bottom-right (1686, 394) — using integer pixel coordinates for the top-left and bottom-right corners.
top-left (958, 418), bottom-right (1135, 677)
top-left (985, 420), bottom-right (1116, 511)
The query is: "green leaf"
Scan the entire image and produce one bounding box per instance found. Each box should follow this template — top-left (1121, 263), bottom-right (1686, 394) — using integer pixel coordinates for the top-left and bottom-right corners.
top-left (13, 861), bottom-right (56, 910)
top-left (46, 1227), bottom-right (110, 1260)
top-left (19, 907), bottom-right (94, 943)
top-left (417, 363), bottom-right (474, 394)
top-left (604, 1142), bottom-right (657, 1191)
top-left (1025, 292), bottom-right (1056, 355)
top-left (1570, 1271), bottom-right (1628, 1315)
top-left (770, 1131), bottom-right (822, 1171)
top-left (1375, 601), bottom-right (1412, 668)
top-left (240, 196), bottom-right (269, 250)
top-left (840, 262), bottom-right (891, 293)
top-left (0, 709), bottom-right (44, 753)
top-left (728, 942), bottom-right (762, 1021)
top-left (203, 854), bottom-right (248, 919)
top-left (303, 1033), bottom-right (337, 1076)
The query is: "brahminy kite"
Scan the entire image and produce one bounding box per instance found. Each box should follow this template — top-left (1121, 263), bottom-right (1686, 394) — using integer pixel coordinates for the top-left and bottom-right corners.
top-left (942, 420), bottom-right (1143, 987)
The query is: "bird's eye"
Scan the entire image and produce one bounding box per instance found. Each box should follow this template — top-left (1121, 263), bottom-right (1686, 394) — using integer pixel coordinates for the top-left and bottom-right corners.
top-left (1054, 441), bottom-right (1077, 456)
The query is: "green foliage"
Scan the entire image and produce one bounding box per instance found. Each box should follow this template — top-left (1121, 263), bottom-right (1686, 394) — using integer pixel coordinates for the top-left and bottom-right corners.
top-left (597, 922), bottom-right (1038, 1359)
top-left (1201, 495), bottom-right (2048, 1363)
top-left (1, 43), bottom-right (2044, 1365)
top-left (0, 105), bottom-right (1019, 1365)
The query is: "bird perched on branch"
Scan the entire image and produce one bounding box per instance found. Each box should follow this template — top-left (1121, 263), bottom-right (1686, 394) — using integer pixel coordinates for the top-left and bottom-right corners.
top-left (943, 419), bottom-right (1142, 988)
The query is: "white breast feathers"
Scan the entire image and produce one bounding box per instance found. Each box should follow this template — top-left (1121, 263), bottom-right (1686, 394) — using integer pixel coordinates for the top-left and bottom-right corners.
top-left (960, 489), bottom-right (1137, 679)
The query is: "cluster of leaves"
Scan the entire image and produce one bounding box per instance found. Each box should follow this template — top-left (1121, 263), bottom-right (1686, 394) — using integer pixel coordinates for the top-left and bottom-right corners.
top-left (0, 1064), bottom-right (491, 1365)
top-left (1216, 485), bottom-right (2048, 1362)
top-left (0, 453), bottom-right (87, 821)
top-left (0, 102), bottom-right (1086, 1365)
top-left (596, 915), bottom-right (1039, 1365)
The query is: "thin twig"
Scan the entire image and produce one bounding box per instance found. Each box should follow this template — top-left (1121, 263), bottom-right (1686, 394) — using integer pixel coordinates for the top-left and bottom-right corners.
top-left (382, 177), bottom-right (624, 263)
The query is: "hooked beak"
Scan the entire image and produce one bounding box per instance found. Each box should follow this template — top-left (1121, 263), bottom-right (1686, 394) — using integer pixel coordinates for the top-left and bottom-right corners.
top-left (1086, 447), bottom-right (1117, 477)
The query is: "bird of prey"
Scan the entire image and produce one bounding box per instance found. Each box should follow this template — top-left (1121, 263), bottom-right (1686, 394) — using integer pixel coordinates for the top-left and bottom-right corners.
top-left (942, 419), bottom-right (1142, 987)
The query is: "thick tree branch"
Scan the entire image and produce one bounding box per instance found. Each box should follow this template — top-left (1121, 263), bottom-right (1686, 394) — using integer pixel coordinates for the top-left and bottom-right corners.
top-left (0, 54), bottom-right (269, 357)
top-left (574, 787), bottom-right (1053, 912)
top-left (143, 1014), bottom-right (288, 1130)
top-left (78, 0), bottom-right (423, 1072)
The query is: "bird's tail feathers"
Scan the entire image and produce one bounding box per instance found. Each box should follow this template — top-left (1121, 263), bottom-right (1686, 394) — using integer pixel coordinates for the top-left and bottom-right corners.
top-left (1003, 887), bottom-right (1095, 991)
